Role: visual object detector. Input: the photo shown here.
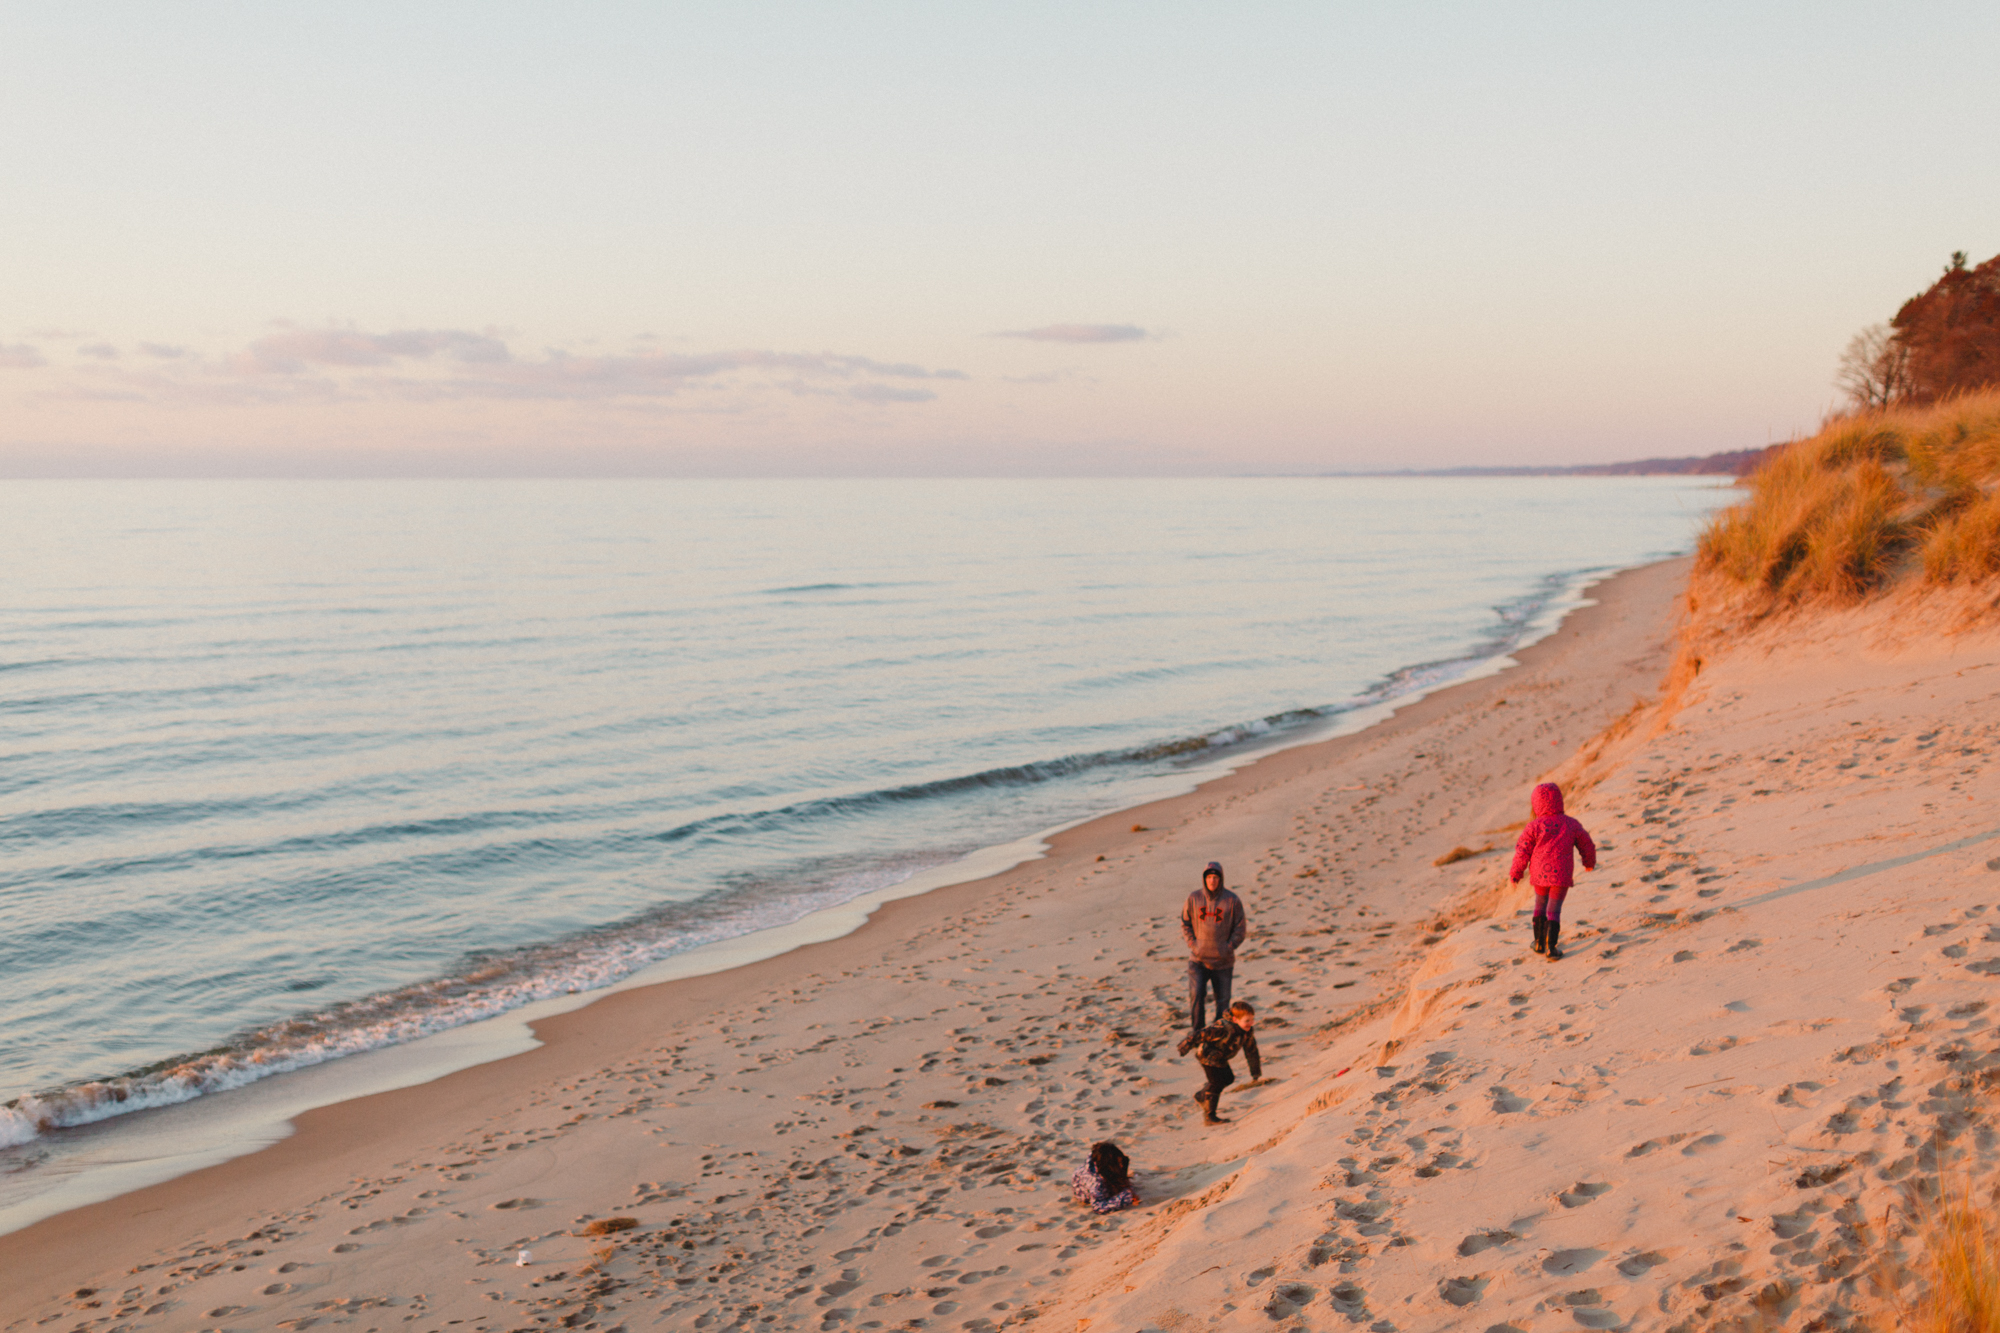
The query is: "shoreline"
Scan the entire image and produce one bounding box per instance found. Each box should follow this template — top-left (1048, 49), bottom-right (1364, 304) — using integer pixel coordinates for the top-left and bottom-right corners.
top-left (0, 557), bottom-right (1621, 1238)
top-left (0, 554), bottom-right (1692, 1308)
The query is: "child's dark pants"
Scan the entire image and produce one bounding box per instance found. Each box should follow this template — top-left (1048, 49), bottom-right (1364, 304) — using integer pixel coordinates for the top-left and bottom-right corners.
top-left (1200, 1061), bottom-right (1236, 1115)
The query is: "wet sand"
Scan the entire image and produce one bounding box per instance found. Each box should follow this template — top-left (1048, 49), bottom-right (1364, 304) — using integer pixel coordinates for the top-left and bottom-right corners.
top-left (28, 554), bottom-right (1991, 1331)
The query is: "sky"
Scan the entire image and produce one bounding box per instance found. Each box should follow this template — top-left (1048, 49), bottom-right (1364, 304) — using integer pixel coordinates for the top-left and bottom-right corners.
top-left (3, 2), bottom-right (1997, 477)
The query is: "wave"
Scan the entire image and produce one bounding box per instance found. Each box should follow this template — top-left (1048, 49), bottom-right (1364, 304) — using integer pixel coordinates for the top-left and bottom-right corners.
top-left (757, 581), bottom-right (914, 596)
top-left (0, 848), bottom-right (954, 1150)
top-left (0, 567), bottom-right (1593, 1150)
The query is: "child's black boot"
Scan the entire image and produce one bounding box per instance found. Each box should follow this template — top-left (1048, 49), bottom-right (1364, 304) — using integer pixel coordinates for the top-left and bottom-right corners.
top-left (1545, 921), bottom-right (1563, 961)
top-left (1531, 917), bottom-right (1547, 954)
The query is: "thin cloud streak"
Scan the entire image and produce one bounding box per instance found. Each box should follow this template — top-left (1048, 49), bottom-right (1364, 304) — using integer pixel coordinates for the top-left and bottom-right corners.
top-left (23, 326), bottom-right (968, 407)
top-left (237, 327), bottom-right (513, 373)
top-left (0, 344), bottom-right (47, 369)
top-left (993, 324), bottom-right (1148, 344)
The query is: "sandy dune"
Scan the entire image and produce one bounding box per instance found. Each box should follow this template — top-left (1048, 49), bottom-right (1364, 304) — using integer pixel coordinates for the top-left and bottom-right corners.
top-left (10, 557), bottom-right (2000, 1333)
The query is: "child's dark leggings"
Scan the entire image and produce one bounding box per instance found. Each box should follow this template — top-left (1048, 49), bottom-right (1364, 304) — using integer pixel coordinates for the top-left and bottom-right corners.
top-left (1533, 886), bottom-right (1570, 924)
top-left (1201, 1062), bottom-right (1236, 1113)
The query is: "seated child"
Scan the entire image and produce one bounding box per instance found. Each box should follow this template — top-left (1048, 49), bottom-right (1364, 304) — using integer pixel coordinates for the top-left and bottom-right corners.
top-left (1070, 1141), bottom-right (1139, 1213)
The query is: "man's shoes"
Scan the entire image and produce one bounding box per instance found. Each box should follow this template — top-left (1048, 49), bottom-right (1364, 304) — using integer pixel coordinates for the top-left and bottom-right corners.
top-left (1203, 1111), bottom-right (1229, 1126)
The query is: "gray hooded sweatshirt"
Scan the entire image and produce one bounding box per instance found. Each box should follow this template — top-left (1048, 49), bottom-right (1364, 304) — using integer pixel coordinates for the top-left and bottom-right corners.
top-left (1180, 869), bottom-right (1247, 966)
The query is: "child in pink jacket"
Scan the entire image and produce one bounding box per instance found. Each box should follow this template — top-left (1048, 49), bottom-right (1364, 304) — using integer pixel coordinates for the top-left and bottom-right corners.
top-left (1509, 782), bottom-right (1596, 961)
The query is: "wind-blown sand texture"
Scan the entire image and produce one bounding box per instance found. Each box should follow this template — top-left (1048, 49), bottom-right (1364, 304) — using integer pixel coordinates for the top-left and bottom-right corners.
top-left (10, 555), bottom-right (2000, 1333)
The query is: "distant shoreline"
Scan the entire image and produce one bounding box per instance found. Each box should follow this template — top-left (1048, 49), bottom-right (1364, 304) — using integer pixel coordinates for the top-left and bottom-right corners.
top-left (1328, 442), bottom-right (1777, 478)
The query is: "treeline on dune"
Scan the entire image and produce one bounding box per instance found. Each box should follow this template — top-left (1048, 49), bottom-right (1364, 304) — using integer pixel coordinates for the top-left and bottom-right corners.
top-left (1696, 250), bottom-right (2000, 610)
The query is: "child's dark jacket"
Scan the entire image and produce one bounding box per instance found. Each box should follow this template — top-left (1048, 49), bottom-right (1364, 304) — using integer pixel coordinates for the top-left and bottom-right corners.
top-left (1178, 1018), bottom-right (1261, 1078)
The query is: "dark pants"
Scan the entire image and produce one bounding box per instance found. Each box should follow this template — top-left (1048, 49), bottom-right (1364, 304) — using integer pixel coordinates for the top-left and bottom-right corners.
top-left (1187, 962), bottom-right (1233, 1033)
top-left (1200, 1062), bottom-right (1236, 1115)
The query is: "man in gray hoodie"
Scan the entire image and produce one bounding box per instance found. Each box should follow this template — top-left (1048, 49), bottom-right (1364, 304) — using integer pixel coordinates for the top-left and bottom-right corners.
top-left (1180, 861), bottom-right (1247, 1035)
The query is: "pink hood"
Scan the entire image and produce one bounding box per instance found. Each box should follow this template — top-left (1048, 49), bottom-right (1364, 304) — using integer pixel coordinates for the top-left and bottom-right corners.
top-left (1510, 783), bottom-right (1596, 889)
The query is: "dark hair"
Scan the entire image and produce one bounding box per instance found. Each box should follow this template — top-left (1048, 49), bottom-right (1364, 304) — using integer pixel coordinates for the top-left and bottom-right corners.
top-left (1228, 1000), bottom-right (1254, 1016)
top-left (1089, 1141), bottom-right (1130, 1194)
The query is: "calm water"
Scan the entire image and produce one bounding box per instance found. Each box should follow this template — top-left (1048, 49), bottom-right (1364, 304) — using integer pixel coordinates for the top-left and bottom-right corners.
top-left (0, 476), bottom-right (1729, 1151)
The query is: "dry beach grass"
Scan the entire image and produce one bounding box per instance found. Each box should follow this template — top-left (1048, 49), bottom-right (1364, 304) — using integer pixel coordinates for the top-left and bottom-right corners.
top-left (1697, 390), bottom-right (2000, 606)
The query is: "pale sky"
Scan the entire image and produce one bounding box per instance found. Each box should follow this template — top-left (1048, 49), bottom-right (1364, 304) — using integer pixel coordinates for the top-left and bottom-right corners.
top-left (3, 2), bottom-right (1995, 476)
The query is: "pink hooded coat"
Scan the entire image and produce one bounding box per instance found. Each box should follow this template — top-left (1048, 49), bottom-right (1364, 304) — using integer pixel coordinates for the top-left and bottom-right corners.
top-left (1509, 783), bottom-right (1596, 889)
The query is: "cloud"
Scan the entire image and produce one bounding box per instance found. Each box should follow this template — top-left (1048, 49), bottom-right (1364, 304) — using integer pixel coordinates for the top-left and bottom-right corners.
top-left (0, 344), bottom-right (46, 369)
top-left (25, 326), bottom-right (966, 408)
top-left (78, 342), bottom-right (120, 359)
top-left (849, 383), bottom-right (936, 404)
top-left (993, 323), bottom-right (1148, 343)
top-left (237, 327), bottom-right (513, 374)
top-left (426, 349), bottom-right (964, 402)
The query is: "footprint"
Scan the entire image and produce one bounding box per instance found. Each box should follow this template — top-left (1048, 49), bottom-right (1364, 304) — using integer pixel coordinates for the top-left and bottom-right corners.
top-left (1681, 1133), bottom-right (1726, 1156)
top-left (1771, 1210), bottom-right (1816, 1239)
top-left (1457, 1230), bottom-right (1518, 1257)
top-left (1438, 1275), bottom-right (1488, 1307)
top-left (1261, 1283), bottom-right (1315, 1318)
top-left (1617, 1250), bottom-right (1669, 1277)
top-left (331, 1243), bottom-right (362, 1253)
top-left (261, 1283), bottom-right (294, 1295)
top-left (1490, 1087), bottom-right (1529, 1113)
top-left (1626, 1133), bottom-right (1692, 1158)
top-left (490, 1197), bottom-right (537, 1210)
top-left (1558, 1182), bottom-right (1613, 1208)
top-left (1541, 1248), bottom-right (1605, 1276)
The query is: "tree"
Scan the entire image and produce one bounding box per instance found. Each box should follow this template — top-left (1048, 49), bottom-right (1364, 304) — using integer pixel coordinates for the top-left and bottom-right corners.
top-left (1834, 322), bottom-right (1913, 411)
top-left (1890, 250), bottom-right (2000, 403)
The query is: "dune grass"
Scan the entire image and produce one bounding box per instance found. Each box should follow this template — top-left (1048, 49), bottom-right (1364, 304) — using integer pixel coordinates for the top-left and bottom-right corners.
top-left (1900, 1191), bottom-right (2000, 1333)
top-left (1696, 389), bottom-right (2000, 604)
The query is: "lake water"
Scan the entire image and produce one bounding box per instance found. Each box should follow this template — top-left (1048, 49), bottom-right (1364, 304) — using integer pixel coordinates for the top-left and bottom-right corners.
top-left (0, 475), bottom-right (1729, 1159)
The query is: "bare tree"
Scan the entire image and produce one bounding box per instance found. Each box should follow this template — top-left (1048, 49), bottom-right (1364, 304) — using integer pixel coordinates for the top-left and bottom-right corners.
top-left (1834, 322), bottom-right (1913, 411)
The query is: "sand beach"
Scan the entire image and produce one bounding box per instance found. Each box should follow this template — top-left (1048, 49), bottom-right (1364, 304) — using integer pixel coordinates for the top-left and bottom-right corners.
top-left (9, 550), bottom-right (2000, 1333)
